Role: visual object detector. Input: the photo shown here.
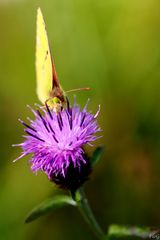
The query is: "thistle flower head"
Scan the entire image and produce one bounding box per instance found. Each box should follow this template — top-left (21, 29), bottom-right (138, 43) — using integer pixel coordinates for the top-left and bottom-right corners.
top-left (14, 98), bottom-right (101, 191)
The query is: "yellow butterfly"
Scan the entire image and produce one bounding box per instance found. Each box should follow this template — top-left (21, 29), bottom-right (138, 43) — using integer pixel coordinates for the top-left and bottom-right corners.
top-left (36, 8), bottom-right (90, 112)
top-left (36, 8), bottom-right (65, 112)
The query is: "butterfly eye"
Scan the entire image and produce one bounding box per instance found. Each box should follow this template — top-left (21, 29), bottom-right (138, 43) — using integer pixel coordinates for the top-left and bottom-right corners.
top-left (53, 97), bottom-right (61, 104)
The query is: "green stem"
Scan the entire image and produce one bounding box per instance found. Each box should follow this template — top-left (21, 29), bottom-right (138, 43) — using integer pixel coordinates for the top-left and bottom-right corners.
top-left (72, 188), bottom-right (104, 240)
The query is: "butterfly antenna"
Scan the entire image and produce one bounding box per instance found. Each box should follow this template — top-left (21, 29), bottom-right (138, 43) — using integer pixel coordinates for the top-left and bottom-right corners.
top-left (66, 87), bottom-right (91, 94)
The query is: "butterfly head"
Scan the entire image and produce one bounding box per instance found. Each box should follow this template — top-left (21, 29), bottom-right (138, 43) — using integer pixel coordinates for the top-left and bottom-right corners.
top-left (46, 96), bottom-right (65, 113)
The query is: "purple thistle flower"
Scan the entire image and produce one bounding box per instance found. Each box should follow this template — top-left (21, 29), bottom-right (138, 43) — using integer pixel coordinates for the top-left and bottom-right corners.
top-left (13, 98), bottom-right (101, 191)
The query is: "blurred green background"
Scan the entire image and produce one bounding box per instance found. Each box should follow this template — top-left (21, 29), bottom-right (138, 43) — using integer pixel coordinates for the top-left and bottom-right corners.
top-left (0, 0), bottom-right (160, 239)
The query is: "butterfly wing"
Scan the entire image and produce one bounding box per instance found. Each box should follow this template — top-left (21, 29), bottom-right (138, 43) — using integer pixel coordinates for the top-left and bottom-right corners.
top-left (36, 8), bottom-right (59, 104)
